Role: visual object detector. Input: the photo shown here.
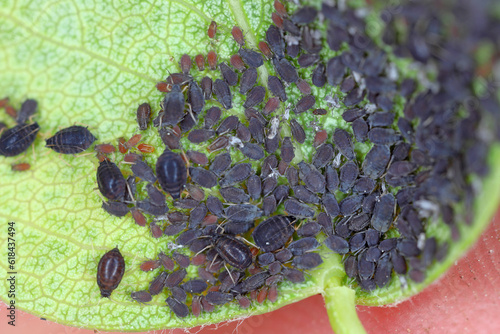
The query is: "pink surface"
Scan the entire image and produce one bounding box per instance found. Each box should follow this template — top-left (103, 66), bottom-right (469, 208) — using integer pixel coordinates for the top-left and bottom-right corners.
top-left (2, 209), bottom-right (500, 334)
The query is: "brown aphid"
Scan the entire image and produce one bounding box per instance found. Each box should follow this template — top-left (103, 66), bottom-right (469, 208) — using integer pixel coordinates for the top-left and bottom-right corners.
top-left (313, 130), bottom-right (328, 148)
top-left (136, 103), bottom-right (151, 130)
top-left (137, 143), bottom-right (154, 153)
top-left (125, 134), bottom-right (141, 149)
top-left (95, 144), bottom-right (116, 154)
top-left (140, 259), bottom-right (161, 272)
top-left (156, 82), bottom-right (170, 92)
top-left (207, 51), bottom-right (217, 70)
top-left (180, 54), bottom-right (191, 74)
top-left (296, 79), bottom-right (312, 95)
top-left (274, 0), bottom-right (287, 17)
top-left (231, 26), bottom-right (245, 46)
top-left (230, 54), bottom-right (246, 71)
top-left (272, 12), bottom-right (284, 28)
top-left (11, 163), bottom-right (30, 172)
top-left (131, 209), bottom-right (146, 227)
top-left (187, 150), bottom-right (209, 165)
top-left (208, 21), bottom-right (217, 38)
top-left (258, 41), bottom-right (272, 59)
top-left (194, 54), bottom-right (205, 71)
top-left (97, 247), bottom-right (125, 298)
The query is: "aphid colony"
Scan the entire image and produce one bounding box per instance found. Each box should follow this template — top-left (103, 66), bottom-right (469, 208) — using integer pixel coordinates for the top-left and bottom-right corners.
top-left (2, 0), bottom-right (500, 321)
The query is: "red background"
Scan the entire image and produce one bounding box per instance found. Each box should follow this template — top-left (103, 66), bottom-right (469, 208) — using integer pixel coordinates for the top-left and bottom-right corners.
top-left (1, 209), bottom-right (500, 334)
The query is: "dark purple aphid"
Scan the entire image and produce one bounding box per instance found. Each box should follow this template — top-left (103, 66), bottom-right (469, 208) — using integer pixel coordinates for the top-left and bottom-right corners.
top-left (324, 235), bottom-right (349, 254)
top-left (362, 145), bottom-right (390, 179)
top-left (188, 81), bottom-right (205, 114)
top-left (239, 48), bottom-right (264, 68)
top-left (367, 128), bottom-right (402, 145)
top-left (288, 237), bottom-right (320, 256)
top-left (244, 86), bottom-right (266, 108)
top-left (206, 196), bottom-right (224, 217)
top-left (45, 125), bottom-right (95, 154)
top-left (252, 215), bottom-right (295, 252)
top-left (247, 174), bottom-right (262, 200)
top-left (159, 84), bottom-right (185, 126)
top-left (216, 115), bottom-right (239, 135)
top-left (293, 185), bottom-right (320, 204)
top-left (339, 194), bottom-right (365, 216)
top-left (97, 247), bottom-right (125, 298)
top-left (219, 163), bottom-right (253, 187)
top-left (352, 118), bottom-right (369, 142)
top-left (209, 152), bottom-right (231, 176)
top-left (311, 62), bottom-right (326, 87)
top-left (97, 160), bottom-right (127, 201)
top-left (325, 165), bottom-right (339, 193)
top-left (262, 195), bottom-right (277, 216)
top-left (297, 53), bottom-right (319, 68)
top-left (281, 137), bottom-right (295, 163)
top-left (220, 62), bottom-right (238, 86)
top-left (272, 57), bottom-right (298, 83)
top-left (181, 279), bottom-right (208, 294)
top-left (189, 167), bottom-right (217, 188)
top-left (213, 234), bottom-right (252, 270)
top-left (333, 128), bottom-right (355, 160)
top-left (136, 103), bottom-right (151, 130)
top-left (102, 201), bottom-right (129, 217)
top-left (131, 290), bottom-right (152, 303)
top-left (313, 144), bottom-right (334, 169)
top-left (292, 253), bottom-right (323, 270)
top-left (156, 150), bottom-right (187, 199)
top-left (166, 297), bottom-right (189, 318)
top-left (213, 79), bottom-right (232, 109)
top-left (200, 76), bottom-right (213, 100)
top-left (339, 162), bottom-right (359, 193)
top-left (239, 68), bottom-right (258, 94)
top-left (284, 198), bottom-right (315, 218)
top-left (224, 204), bottom-right (262, 222)
top-left (295, 95), bottom-right (316, 114)
top-left (131, 160), bottom-right (157, 183)
top-left (266, 25), bottom-right (285, 58)
top-left (220, 186), bottom-right (250, 203)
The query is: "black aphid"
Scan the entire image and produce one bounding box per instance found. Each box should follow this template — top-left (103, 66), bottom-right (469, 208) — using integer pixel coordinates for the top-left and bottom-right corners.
top-left (239, 48), bottom-right (264, 68)
top-left (244, 86), bottom-right (266, 108)
top-left (239, 68), bottom-right (258, 94)
top-left (219, 163), bottom-right (253, 187)
top-left (97, 159), bottom-right (127, 201)
top-left (156, 150), bottom-right (187, 199)
top-left (295, 95), bottom-right (316, 113)
top-left (213, 79), bottom-right (232, 109)
top-left (339, 162), bottom-right (359, 193)
top-left (131, 160), bottom-right (157, 183)
top-left (189, 167), bottom-right (217, 188)
top-left (200, 76), bottom-right (213, 100)
top-left (324, 235), bottom-right (349, 254)
top-left (0, 122), bottom-right (40, 157)
top-left (252, 215), bottom-right (295, 252)
top-left (216, 115), bottom-right (239, 134)
top-left (159, 84), bottom-right (185, 126)
top-left (266, 25), bottom-right (285, 58)
top-left (362, 145), bottom-right (391, 179)
top-left (333, 128), bottom-right (355, 160)
top-left (267, 75), bottom-right (287, 101)
top-left (97, 247), bottom-right (125, 298)
top-left (272, 57), bottom-right (299, 83)
top-left (220, 62), bottom-right (238, 86)
top-left (311, 62), bottom-right (326, 87)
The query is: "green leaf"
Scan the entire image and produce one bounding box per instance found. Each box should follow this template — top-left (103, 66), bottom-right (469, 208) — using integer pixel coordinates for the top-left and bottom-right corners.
top-left (1, 0), bottom-right (499, 333)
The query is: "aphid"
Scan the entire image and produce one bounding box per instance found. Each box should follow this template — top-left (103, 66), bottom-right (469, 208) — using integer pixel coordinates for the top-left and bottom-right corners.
top-left (333, 128), bottom-right (355, 160)
top-left (220, 62), bottom-right (238, 86)
top-left (45, 125), bottom-right (96, 154)
top-left (231, 26), bottom-right (245, 45)
top-left (97, 159), bottom-right (126, 201)
top-left (312, 144), bottom-right (334, 168)
top-left (188, 80), bottom-right (205, 114)
top-left (207, 21), bottom-right (217, 39)
top-left (187, 129), bottom-right (215, 143)
top-left (280, 137), bottom-right (295, 163)
top-left (313, 130), bottom-right (328, 148)
top-left (219, 163), bottom-right (252, 187)
top-left (156, 150), bottom-right (187, 199)
top-left (187, 150), bottom-right (208, 165)
top-left (362, 145), bottom-right (391, 178)
top-left (200, 76), bottom-right (213, 100)
top-left (258, 41), bottom-right (273, 59)
top-left (324, 235), bottom-right (349, 254)
top-left (339, 162), bottom-right (359, 193)
top-left (239, 48), bottom-right (264, 68)
top-left (11, 162), bottom-right (30, 171)
top-left (230, 54), bottom-right (246, 71)
top-left (207, 50), bottom-right (217, 70)
top-left (189, 167), bottom-right (217, 188)
top-left (352, 118), bottom-right (369, 142)
top-left (131, 290), bottom-right (152, 303)
top-left (367, 128), bottom-right (402, 145)
top-left (252, 215), bottom-right (295, 252)
top-left (16, 99), bottom-right (37, 124)
top-left (209, 152), bottom-right (232, 176)
top-left (180, 54), bottom-right (192, 74)
top-left (311, 62), bottom-right (326, 87)
top-left (97, 247), bottom-right (125, 298)
top-left (239, 68), bottom-right (258, 94)
top-left (266, 25), bottom-right (285, 58)
top-left (131, 160), bottom-right (157, 183)
top-left (204, 106), bottom-right (221, 129)
top-left (294, 95), bottom-right (315, 114)
top-left (194, 54), bottom-right (205, 71)
top-left (212, 234), bottom-right (253, 270)
top-left (371, 194), bottom-right (395, 233)
top-left (243, 86), bottom-right (266, 108)
top-left (267, 75), bottom-right (287, 101)
top-left (213, 79), bottom-right (232, 109)
top-left (240, 142), bottom-right (265, 160)
top-left (272, 57), bottom-right (298, 83)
